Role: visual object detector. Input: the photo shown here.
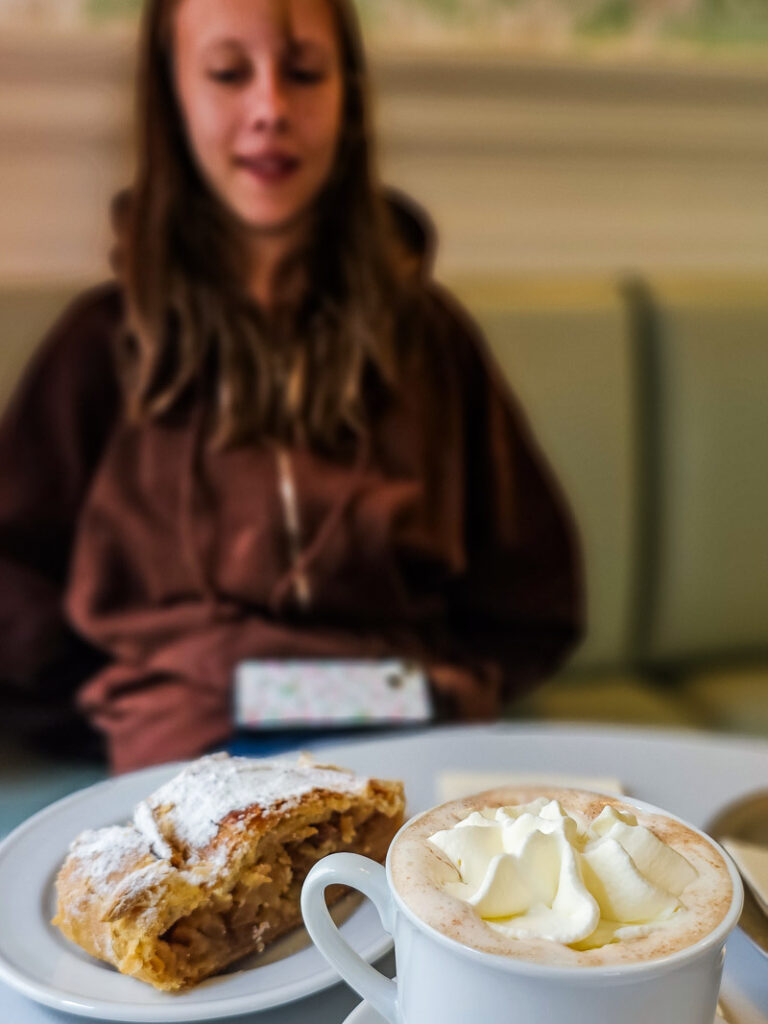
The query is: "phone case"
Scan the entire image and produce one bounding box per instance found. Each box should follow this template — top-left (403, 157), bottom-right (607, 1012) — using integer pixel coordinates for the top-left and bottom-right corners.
top-left (233, 659), bottom-right (433, 729)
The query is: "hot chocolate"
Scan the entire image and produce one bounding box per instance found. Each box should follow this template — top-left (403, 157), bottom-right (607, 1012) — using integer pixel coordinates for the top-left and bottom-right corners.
top-left (389, 786), bottom-right (733, 967)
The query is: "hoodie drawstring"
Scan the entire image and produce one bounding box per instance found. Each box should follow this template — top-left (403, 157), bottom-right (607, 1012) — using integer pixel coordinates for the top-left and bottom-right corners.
top-left (269, 432), bottom-right (372, 614)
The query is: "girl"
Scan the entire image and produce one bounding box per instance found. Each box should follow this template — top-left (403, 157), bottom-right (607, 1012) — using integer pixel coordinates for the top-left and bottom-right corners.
top-left (0, 0), bottom-right (582, 773)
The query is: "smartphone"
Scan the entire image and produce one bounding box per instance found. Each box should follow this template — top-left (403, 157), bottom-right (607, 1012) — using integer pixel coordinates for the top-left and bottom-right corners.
top-left (234, 658), bottom-right (433, 730)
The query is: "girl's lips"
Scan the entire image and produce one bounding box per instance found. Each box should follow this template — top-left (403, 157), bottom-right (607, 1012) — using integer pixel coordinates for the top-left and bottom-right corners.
top-left (235, 153), bottom-right (301, 183)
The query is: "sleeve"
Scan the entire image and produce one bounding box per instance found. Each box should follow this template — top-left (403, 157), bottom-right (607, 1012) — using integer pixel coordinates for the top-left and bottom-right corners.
top-left (0, 284), bottom-right (122, 749)
top-left (427, 287), bottom-right (585, 718)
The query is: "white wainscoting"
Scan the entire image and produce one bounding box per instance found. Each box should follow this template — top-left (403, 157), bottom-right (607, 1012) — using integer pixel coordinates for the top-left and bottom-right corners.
top-left (1, 29), bottom-right (767, 280)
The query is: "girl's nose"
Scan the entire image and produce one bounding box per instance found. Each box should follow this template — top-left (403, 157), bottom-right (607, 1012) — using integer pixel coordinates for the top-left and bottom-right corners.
top-left (249, 65), bottom-right (289, 133)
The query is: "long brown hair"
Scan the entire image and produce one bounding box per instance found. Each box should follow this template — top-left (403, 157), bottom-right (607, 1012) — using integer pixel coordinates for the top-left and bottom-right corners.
top-left (116, 0), bottom-right (403, 449)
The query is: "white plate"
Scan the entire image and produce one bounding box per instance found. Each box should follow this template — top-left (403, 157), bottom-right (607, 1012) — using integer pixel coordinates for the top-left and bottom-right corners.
top-left (0, 760), bottom-right (392, 1022)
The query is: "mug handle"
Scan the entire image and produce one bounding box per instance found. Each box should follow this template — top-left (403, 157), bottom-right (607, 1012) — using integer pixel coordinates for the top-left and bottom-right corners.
top-left (301, 852), bottom-right (399, 1024)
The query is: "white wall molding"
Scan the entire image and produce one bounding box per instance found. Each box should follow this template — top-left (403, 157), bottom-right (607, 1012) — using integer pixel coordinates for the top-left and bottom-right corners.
top-left (1, 29), bottom-right (767, 279)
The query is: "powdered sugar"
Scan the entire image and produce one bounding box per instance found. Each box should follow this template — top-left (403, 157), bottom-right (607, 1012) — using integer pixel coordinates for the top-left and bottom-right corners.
top-left (133, 800), bottom-right (175, 861)
top-left (68, 825), bottom-right (153, 882)
top-left (64, 825), bottom-right (178, 930)
top-left (141, 753), bottom-right (369, 855)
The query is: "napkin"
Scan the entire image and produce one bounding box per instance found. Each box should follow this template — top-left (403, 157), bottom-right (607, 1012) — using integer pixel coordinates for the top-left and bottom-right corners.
top-left (721, 837), bottom-right (768, 916)
top-left (436, 772), bottom-right (624, 803)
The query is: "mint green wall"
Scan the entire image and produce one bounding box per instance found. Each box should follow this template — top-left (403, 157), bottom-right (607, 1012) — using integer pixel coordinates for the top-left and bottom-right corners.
top-left (78, 0), bottom-right (768, 51)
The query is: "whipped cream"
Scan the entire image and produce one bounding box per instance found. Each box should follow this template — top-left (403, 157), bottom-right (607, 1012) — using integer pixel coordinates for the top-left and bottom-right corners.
top-left (428, 798), bottom-right (699, 948)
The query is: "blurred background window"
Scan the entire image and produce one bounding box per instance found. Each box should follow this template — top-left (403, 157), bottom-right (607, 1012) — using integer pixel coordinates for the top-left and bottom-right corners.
top-left (2, 1), bottom-right (768, 54)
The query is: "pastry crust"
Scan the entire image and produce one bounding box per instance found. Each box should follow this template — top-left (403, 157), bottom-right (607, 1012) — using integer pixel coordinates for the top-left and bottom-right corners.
top-left (52, 753), bottom-right (405, 990)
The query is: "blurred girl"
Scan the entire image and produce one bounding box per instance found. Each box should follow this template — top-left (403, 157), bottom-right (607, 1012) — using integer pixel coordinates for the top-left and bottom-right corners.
top-left (0, 0), bottom-right (582, 773)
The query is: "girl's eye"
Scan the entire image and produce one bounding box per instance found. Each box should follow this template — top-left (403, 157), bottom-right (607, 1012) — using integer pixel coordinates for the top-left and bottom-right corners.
top-left (208, 68), bottom-right (249, 85)
top-left (205, 64), bottom-right (326, 86)
top-left (287, 67), bottom-right (325, 85)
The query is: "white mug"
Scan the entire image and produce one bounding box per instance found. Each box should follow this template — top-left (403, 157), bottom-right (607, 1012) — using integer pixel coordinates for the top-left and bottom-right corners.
top-left (301, 796), bottom-right (744, 1024)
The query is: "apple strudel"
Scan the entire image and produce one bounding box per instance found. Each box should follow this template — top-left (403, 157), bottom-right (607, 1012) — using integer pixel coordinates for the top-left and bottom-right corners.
top-left (52, 752), bottom-right (405, 990)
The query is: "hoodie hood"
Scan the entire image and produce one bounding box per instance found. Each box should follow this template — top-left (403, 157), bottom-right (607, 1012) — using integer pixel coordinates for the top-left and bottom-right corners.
top-left (384, 186), bottom-right (438, 281)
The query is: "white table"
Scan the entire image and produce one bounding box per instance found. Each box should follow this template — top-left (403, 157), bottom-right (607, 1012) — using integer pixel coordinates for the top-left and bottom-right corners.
top-left (1, 723), bottom-right (767, 1024)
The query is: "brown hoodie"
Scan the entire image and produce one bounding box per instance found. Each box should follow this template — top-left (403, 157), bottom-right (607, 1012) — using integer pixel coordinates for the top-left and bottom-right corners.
top-left (0, 213), bottom-right (583, 773)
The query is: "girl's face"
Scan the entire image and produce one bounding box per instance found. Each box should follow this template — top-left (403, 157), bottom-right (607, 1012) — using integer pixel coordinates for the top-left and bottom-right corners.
top-left (173, 0), bottom-right (343, 243)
